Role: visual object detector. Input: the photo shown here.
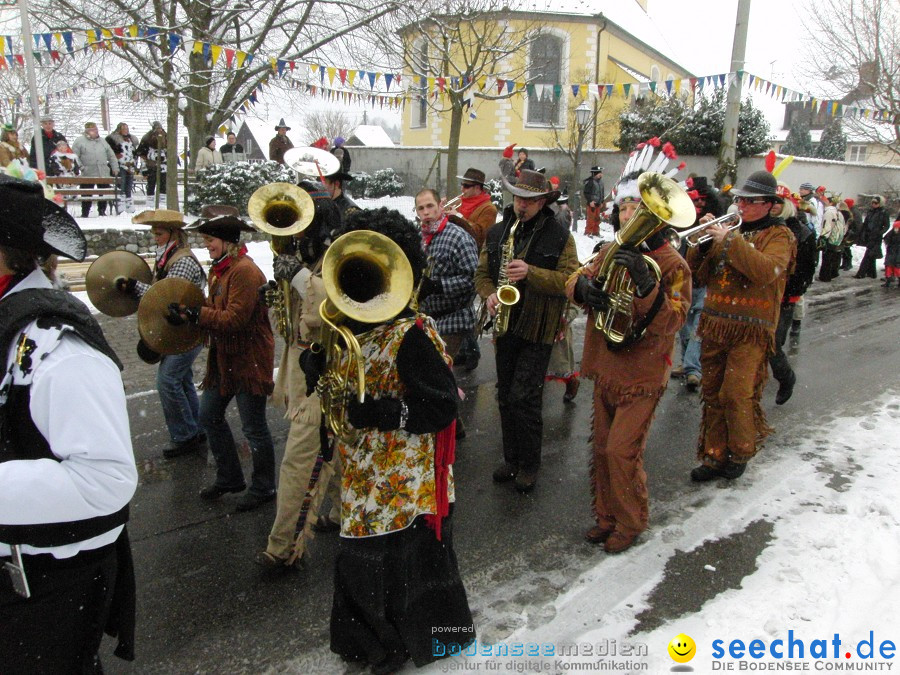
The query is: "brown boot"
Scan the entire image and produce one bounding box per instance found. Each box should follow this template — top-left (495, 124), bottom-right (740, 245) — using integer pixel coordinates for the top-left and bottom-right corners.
top-left (604, 531), bottom-right (639, 554)
top-left (584, 525), bottom-right (614, 544)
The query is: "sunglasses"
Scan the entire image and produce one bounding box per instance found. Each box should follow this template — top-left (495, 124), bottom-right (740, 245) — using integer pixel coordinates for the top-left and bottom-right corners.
top-left (461, 183), bottom-right (478, 189)
top-left (734, 197), bottom-right (770, 205)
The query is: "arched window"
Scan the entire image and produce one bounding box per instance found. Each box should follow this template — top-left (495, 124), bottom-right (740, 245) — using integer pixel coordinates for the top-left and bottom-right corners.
top-left (411, 39), bottom-right (428, 128)
top-left (526, 33), bottom-right (563, 126)
top-left (650, 65), bottom-right (660, 82)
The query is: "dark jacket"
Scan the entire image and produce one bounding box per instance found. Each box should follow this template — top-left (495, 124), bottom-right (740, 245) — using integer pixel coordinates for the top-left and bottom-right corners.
top-left (884, 226), bottom-right (900, 268)
top-left (862, 207), bottom-right (890, 252)
top-left (28, 128), bottom-right (67, 173)
top-left (582, 176), bottom-right (605, 205)
top-left (783, 216), bottom-right (818, 302)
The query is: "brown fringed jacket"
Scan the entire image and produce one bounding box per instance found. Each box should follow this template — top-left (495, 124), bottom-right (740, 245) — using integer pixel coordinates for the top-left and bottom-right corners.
top-left (687, 215), bottom-right (796, 354)
top-left (199, 254), bottom-right (275, 397)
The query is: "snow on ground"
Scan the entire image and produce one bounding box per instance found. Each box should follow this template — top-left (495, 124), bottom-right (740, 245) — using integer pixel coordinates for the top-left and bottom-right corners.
top-left (419, 394), bottom-right (900, 674)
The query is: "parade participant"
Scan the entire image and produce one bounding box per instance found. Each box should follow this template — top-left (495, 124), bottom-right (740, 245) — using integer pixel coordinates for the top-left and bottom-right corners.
top-left (72, 122), bottom-right (119, 218)
top-left (113, 208), bottom-right (207, 458)
top-left (321, 166), bottom-right (359, 222)
top-left (798, 182), bottom-right (822, 234)
top-left (415, 188), bottom-right (479, 361)
top-left (838, 199), bottom-right (858, 271)
top-left (49, 140), bottom-right (81, 177)
top-left (304, 207), bottom-right (474, 673)
top-left (256, 182), bottom-right (344, 567)
top-left (106, 122), bottom-right (140, 213)
top-left (0, 125), bottom-right (29, 167)
top-left (170, 210), bottom-right (277, 511)
top-left (474, 169), bottom-right (578, 493)
top-left (769, 186), bottom-right (816, 405)
top-left (269, 119), bottom-right (294, 165)
top-left (687, 170), bottom-right (795, 481)
top-left (817, 194), bottom-right (846, 282)
top-left (882, 216), bottom-right (900, 287)
top-left (28, 115), bottom-right (66, 171)
top-left (330, 136), bottom-right (351, 172)
top-left (513, 148), bottom-right (535, 177)
top-left (0, 173), bottom-right (137, 671)
top-left (855, 195), bottom-right (890, 280)
top-left (446, 167), bottom-right (498, 249)
top-left (583, 166), bottom-right (606, 237)
top-left (136, 122), bottom-right (167, 198)
top-left (566, 142), bottom-right (691, 553)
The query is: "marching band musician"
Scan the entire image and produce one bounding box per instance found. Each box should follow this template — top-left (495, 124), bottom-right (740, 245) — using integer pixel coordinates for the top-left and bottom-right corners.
top-left (168, 208), bottom-right (278, 512)
top-left (115, 209), bottom-right (207, 459)
top-left (303, 208), bottom-right (475, 673)
top-left (474, 169), bottom-right (578, 494)
top-left (256, 181), bottom-right (344, 568)
top-left (566, 142), bottom-right (691, 554)
top-left (0, 173), bottom-right (138, 671)
top-left (687, 170), bottom-right (796, 482)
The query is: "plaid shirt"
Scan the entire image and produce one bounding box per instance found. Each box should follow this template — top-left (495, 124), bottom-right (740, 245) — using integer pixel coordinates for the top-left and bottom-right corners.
top-left (135, 253), bottom-right (205, 298)
top-left (420, 222), bottom-right (478, 335)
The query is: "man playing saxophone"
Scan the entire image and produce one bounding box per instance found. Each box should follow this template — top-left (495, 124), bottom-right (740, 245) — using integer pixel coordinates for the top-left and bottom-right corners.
top-left (565, 141), bottom-right (691, 553)
top-left (474, 170), bottom-right (578, 493)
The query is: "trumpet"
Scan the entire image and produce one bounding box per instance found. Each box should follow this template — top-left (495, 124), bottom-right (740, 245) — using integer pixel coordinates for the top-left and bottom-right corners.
top-left (671, 213), bottom-right (742, 248)
top-left (443, 193), bottom-right (463, 212)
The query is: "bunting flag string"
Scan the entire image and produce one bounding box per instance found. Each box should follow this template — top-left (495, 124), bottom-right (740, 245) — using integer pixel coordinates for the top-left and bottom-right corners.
top-left (0, 22), bottom-right (895, 123)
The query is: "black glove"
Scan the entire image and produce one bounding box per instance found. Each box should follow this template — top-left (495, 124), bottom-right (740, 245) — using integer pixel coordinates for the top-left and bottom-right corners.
top-left (612, 248), bottom-right (655, 298)
top-left (273, 254), bottom-right (303, 282)
top-left (299, 347), bottom-right (326, 396)
top-left (258, 280), bottom-right (276, 306)
top-left (573, 275), bottom-right (611, 312)
top-left (165, 303), bottom-right (187, 326)
top-left (417, 275), bottom-right (441, 302)
top-left (114, 276), bottom-right (137, 294)
top-left (347, 395), bottom-right (402, 431)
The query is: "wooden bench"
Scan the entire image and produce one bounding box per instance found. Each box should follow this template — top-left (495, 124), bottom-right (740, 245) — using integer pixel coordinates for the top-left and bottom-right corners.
top-left (47, 176), bottom-right (119, 211)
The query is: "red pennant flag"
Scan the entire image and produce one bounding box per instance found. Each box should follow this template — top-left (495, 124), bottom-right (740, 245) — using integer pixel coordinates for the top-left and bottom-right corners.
top-left (113, 27), bottom-right (124, 47)
top-left (50, 50), bottom-right (61, 63)
top-left (338, 68), bottom-right (347, 85)
top-left (289, 60), bottom-right (295, 71)
top-left (437, 77), bottom-right (445, 92)
top-left (15, 55), bottom-right (24, 67)
top-left (497, 79), bottom-right (504, 94)
top-left (224, 48), bottom-right (235, 68)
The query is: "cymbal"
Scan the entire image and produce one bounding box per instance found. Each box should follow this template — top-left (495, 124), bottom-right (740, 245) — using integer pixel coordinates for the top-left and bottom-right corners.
top-left (283, 146), bottom-right (341, 178)
top-left (137, 277), bottom-right (205, 356)
top-left (85, 251), bottom-right (153, 317)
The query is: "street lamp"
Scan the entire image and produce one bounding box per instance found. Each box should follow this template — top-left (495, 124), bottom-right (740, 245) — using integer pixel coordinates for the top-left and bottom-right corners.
top-left (573, 101), bottom-right (592, 223)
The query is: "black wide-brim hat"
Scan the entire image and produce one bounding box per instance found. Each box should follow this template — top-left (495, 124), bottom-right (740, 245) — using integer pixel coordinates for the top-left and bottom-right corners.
top-left (186, 213), bottom-right (255, 243)
top-left (0, 173), bottom-right (87, 261)
top-left (323, 168), bottom-right (354, 182)
top-left (730, 170), bottom-right (783, 202)
top-left (456, 168), bottom-right (486, 186)
top-left (501, 169), bottom-right (560, 205)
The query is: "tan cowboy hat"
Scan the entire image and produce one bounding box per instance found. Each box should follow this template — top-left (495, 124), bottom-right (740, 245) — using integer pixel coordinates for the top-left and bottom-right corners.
top-left (501, 169), bottom-right (560, 204)
top-left (132, 209), bottom-right (186, 228)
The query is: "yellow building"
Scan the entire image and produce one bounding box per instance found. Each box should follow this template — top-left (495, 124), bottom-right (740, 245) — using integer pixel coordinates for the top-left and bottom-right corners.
top-left (400, 5), bottom-right (693, 151)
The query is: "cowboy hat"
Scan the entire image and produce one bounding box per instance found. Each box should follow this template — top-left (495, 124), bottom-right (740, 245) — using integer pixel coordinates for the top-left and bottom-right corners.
top-left (501, 169), bottom-right (559, 204)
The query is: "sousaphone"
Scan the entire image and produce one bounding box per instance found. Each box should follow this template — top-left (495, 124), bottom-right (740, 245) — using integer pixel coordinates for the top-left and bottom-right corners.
top-left (137, 277), bottom-right (205, 357)
top-left (85, 251), bottom-right (153, 317)
top-left (283, 146), bottom-right (341, 179)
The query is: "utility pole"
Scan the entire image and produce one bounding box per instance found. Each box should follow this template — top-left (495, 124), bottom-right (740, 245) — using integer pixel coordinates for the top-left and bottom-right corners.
top-left (17, 0), bottom-right (45, 173)
top-left (717, 0), bottom-right (751, 187)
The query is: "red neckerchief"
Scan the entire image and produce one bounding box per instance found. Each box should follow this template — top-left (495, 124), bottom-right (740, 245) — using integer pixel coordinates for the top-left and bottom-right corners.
top-left (421, 215), bottom-right (448, 249)
top-left (156, 241), bottom-right (178, 270)
top-left (210, 244), bottom-right (247, 279)
top-left (0, 274), bottom-right (14, 300)
top-left (458, 191), bottom-right (490, 219)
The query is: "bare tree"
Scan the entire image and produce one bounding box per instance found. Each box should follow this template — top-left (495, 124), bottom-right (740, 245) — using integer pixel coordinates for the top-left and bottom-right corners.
top-left (303, 108), bottom-right (352, 144)
top-left (366, 1), bottom-right (543, 195)
top-left (801, 0), bottom-right (899, 160)
top-left (30, 0), bottom-right (400, 201)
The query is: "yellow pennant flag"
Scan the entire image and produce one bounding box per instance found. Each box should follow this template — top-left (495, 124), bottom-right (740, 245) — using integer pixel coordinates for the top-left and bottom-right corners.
top-left (615, 83), bottom-right (624, 97)
top-left (192, 40), bottom-right (203, 54)
top-left (210, 44), bottom-right (222, 66)
top-left (270, 57), bottom-right (277, 72)
top-left (348, 69), bottom-right (357, 86)
top-left (427, 76), bottom-right (435, 92)
top-left (0, 37), bottom-right (5, 54)
top-left (236, 51), bottom-right (246, 68)
top-left (326, 66), bottom-right (336, 85)
top-left (478, 76), bottom-right (486, 91)
top-left (831, 101), bottom-right (839, 115)
top-left (128, 25), bottom-right (138, 38)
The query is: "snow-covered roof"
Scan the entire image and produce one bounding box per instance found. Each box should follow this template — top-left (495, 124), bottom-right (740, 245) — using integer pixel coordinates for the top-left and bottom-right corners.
top-left (346, 125), bottom-right (394, 147)
top-left (237, 117), bottom-right (307, 150)
top-left (770, 118), bottom-right (895, 145)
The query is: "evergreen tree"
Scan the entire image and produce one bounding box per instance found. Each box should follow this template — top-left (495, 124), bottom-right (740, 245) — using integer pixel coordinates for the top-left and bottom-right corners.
top-left (781, 116), bottom-right (816, 157)
top-left (816, 117), bottom-right (848, 160)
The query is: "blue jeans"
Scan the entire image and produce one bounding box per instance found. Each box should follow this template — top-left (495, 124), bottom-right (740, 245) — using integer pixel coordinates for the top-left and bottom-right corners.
top-left (199, 388), bottom-right (276, 497)
top-left (118, 171), bottom-right (134, 199)
top-left (157, 344), bottom-right (203, 444)
top-left (678, 286), bottom-right (706, 377)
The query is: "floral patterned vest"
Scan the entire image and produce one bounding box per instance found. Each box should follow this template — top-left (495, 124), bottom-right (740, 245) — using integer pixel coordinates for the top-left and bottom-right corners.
top-left (338, 315), bottom-right (455, 538)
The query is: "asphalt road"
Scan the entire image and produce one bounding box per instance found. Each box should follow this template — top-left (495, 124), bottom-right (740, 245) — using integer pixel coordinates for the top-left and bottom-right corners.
top-left (100, 271), bottom-right (900, 674)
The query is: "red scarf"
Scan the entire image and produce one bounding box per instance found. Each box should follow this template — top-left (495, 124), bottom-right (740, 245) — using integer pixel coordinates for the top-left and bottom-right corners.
top-left (156, 241), bottom-right (178, 271)
top-left (458, 191), bottom-right (490, 219)
top-left (210, 244), bottom-right (247, 279)
top-left (421, 215), bottom-right (448, 248)
top-left (0, 274), bottom-right (14, 300)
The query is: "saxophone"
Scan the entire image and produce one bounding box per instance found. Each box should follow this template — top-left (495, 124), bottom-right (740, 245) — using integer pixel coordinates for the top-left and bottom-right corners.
top-left (493, 218), bottom-right (521, 337)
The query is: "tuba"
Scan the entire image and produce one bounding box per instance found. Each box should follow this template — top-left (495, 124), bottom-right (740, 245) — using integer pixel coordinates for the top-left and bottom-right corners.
top-left (316, 230), bottom-right (415, 443)
top-left (592, 172), bottom-right (695, 343)
top-left (248, 182), bottom-right (315, 346)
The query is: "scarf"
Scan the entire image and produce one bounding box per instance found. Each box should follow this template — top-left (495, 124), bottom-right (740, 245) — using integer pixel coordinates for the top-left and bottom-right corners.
top-left (155, 241), bottom-right (178, 270)
top-left (0, 274), bottom-right (14, 300)
top-left (210, 244), bottom-right (247, 279)
top-left (458, 191), bottom-right (490, 219)
top-left (421, 214), bottom-right (448, 248)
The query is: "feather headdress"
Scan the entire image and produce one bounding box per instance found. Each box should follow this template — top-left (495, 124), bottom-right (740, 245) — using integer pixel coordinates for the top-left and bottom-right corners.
top-left (608, 137), bottom-right (688, 212)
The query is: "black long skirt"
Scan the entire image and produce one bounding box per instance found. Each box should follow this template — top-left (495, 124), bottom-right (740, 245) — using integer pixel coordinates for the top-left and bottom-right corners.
top-left (330, 511), bottom-right (475, 673)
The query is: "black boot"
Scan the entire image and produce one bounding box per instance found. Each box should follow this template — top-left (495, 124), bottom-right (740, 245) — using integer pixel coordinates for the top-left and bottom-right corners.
top-left (789, 320), bottom-right (801, 337)
top-left (775, 370), bottom-right (797, 405)
top-left (690, 465), bottom-right (721, 482)
top-left (882, 278), bottom-right (894, 287)
top-left (720, 461), bottom-right (747, 479)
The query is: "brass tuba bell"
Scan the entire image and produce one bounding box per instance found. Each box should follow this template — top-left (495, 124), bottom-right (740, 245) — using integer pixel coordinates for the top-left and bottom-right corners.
top-left (248, 182), bottom-right (316, 345)
top-left (316, 230), bottom-right (415, 443)
top-left (593, 171), bottom-right (695, 343)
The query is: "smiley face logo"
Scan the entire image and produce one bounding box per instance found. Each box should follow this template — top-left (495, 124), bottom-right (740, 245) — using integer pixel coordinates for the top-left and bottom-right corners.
top-left (668, 633), bottom-right (696, 663)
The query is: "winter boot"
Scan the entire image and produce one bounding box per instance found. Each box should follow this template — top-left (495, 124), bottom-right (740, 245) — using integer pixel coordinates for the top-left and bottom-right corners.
top-left (789, 320), bottom-right (801, 337)
top-left (126, 198), bottom-right (134, 213)
top-left (881, 277), bottom-right (894, 287)
top-left (775, 370), bottom-right (796, 405)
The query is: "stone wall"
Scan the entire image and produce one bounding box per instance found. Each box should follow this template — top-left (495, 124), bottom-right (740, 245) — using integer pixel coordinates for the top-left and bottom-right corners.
top-left (84, 228), bottom-right (270, 257)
